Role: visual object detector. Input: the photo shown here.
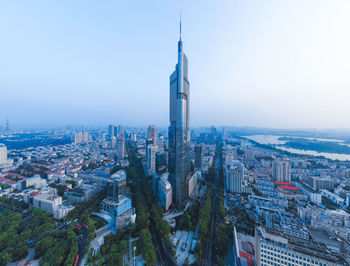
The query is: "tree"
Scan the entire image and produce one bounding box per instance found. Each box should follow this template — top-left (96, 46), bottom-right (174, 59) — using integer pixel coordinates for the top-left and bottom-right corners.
top-left (159, 220), bottom-right (170, 238)
top-left (137, 229), bottom-right (156, 265)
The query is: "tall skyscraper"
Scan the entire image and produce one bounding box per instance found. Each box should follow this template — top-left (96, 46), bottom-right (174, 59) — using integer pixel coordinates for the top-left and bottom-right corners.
top-left (118, 125), bottom-right (124, 138)
top-left (194, 144), bottom-right (204, 170)
top-left (110, 136), bottom-right (117, 149)
top-left (157, 135), bottom-right (164, 151)
top-left (117, 135), bottom-right (125, 159)
top-left (116, 125), bottom-right (126, 160)
top-left (146, 144), bottom-right (158, 176)
top-left (168, 20), bottom-right (191, 207)
top-left (147, 125), bottom-right (157, 146)
top-left (108, 124), bottom-right (116, 140)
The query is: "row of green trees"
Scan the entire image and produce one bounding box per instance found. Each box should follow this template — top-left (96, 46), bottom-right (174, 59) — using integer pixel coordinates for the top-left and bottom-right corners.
top-left (215, 142), bottom-right (233, 265)
top-left (126, 144), bottom-right (158, 265)
top-left (0, 201), bottom-right (55, 266)
top-left (177, 200), bottom-right (200, 231)
top-left (88, 229), bottom-right (128, 265)
top-left (137, 229), bottom-right (156, 264)
top-left (34, 229), bottom-right (78, 266)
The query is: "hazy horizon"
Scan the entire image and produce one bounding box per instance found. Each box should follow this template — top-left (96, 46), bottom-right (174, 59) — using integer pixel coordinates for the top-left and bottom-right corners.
top-left (1, 1), bottom-right (350, 129)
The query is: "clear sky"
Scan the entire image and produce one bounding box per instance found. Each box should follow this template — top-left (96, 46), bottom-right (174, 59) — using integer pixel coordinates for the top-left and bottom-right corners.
top-left (1, 1), bottom-right (350, 129)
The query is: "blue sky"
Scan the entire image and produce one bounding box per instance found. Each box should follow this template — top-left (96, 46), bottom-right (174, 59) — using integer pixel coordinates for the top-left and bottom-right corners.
top-left (1, 1), bottom-right (350, 129)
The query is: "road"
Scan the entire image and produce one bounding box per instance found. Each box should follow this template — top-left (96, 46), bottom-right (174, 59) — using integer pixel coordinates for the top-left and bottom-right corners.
top-left (149, 217), bottom-right (177, 266)
top-left (204, 144), bottom-right (221, 266)
top-left (77, 225), bottom-right (88, 265)
top-left (79, 212), bottom-right (115, 266)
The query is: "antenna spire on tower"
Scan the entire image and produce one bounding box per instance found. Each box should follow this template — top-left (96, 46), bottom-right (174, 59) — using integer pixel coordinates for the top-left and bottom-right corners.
top-left (180, 12), bottom-right (182, 41)
top-left (5, 118), bottom-right (9, 131)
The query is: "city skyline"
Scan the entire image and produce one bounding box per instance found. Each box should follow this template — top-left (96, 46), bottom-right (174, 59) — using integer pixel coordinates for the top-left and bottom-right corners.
top-left (1, 1), bottom-right (350, 129)
top-left (1, 2), bottom-right (350, 265)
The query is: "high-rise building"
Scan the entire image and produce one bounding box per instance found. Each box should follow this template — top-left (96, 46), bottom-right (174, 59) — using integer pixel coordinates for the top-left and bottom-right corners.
top-left (209, 126), bottom-right (217, 144)
top-left (118, 125), bottom-right (124, 138)
top-left (0, 144), bottom-right (8, 164)
top-left (110, 136), bottom-right (117, 149)
top-left (107, 170), bottom-right (127, 202)
top-left (108, 124), bottom-right (115, 140)
top-left (168, 20), bottom-right (191, 207)
top-left (272, 159), bottom-right (291, 182)
top-left (117, 135), bottom-right (126, 160)
top-left (146, 144), bottom-right (158, 176)
top-left (131, 133), bottom-right (137, 142)
top-left (74, 132), bottom-right (89, 143)
top-left (226, 160), bottom-right (244, 194)
top-left (147, 125), bottom-right (157, 146)
top-left (194, 144), bottom-right (204, 170)
top-left (157, 136), bottom-right (164, 151)
top-left (225, 145), bottom-right (238, 164)
top-left (156, 151), bottom-right (168, 174)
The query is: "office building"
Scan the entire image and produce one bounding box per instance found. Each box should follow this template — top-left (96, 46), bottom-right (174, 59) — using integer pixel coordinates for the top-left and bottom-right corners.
top-left (117, 135), bottom-right (126, 159)
top-left (209, 126), bottom-right (217, 144)
top-left (108, 124), bottom-right (115, 140)
top-left (147, 125), bottom-right (157, 146)
top-left (107, 170), bottom-right (127, 201)
top-left (156, 151), bottom-right (168, 174)
top-left (100, 196), bottom-right (132, 218)
top-left (110, 136), bottom-right (117, 149)
top-left (118, 125), bottom-right (124, 138)
top-left (168, 21), bottom-right (191, 207)
top-left (194, 144), bottom-right (204, 170)
top-left (157, 136), bottom-right (164, 151)
top-left (158, 173), bottom-right (173, 211)
top-left (33, 193), bottom-right (73, 219)
top-left (146, 144), bottom-right (158, 176)
top-left (272, 159), bottom-right (291, 182)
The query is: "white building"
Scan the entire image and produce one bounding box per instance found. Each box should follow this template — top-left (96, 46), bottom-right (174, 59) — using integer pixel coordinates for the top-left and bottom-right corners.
top-left (110, 136), bottom-right (117, 149)
top-left (255, 226), bottom-right (343, 266)
top-left (320, 189), bottom-right (345, 206)
top-left (272, 159), bottom-right (291, 182)
top-left (226, 160), bottom-right (244, 194)
top-left (0, 143), bottom-right (13, 168)
top-left (294, 182), bottom-right (322, 205)
top-left (0, 144), bottom-right (7, 164)
top-left (74, 132), bottom-right (89, 143)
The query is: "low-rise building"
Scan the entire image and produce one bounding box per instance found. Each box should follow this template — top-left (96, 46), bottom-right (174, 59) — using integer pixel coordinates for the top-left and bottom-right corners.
top-left (255, 226), bottom-right (345, 265)
top-left (320, 189), bottom-right (345, 206)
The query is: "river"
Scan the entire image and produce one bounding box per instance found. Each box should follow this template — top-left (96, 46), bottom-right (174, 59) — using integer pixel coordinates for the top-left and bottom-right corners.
top-left (243, 135), bottom-right (350, 161)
